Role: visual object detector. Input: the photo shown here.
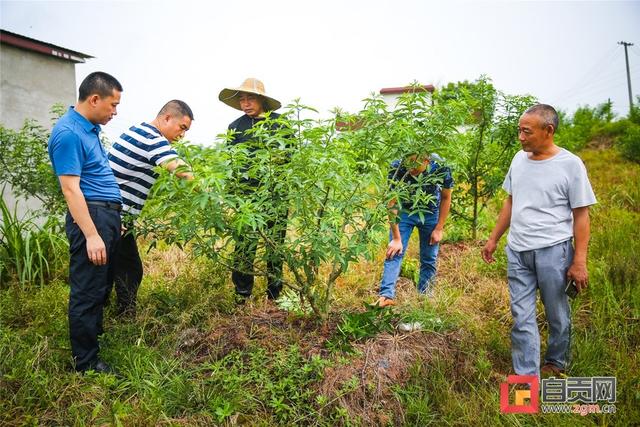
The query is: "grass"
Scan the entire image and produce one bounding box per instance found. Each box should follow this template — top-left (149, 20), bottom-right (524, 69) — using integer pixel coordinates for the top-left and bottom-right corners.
top-left (1, 147), bottom-right (639, 425)
top-left (0, 195), bottom-right (67, 287)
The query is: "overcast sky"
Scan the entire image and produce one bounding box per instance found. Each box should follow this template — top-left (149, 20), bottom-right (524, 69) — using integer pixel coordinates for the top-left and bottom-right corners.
top-left (1, 0), bottom-right (639, 145)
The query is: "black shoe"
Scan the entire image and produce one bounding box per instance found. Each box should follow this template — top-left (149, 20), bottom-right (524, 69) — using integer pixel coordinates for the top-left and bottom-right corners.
top-left (235, 294), bottom-right (250, 305)
top-left (94, 360), bottom-right (114, 374)
top-left (81, 359), bottom-right (117, 375)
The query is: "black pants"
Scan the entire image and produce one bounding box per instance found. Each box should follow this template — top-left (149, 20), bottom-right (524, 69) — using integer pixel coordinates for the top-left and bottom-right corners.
top-left (112, 229), bottom-right (143, 315)
top-left (65, 206), bottom-right (121, 371)
top-left (232, 208), bottom-right (288, 299)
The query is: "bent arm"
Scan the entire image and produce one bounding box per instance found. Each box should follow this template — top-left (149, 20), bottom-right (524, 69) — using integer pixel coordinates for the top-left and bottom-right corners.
top-left (430, 188), bottom-right (452, 245)
top-left (386, 198), bottom-right (402, 259)
top-left (163, 158), bottom-right (194, 180)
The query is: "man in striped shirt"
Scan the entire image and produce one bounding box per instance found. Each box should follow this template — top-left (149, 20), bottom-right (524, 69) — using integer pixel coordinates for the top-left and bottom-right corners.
top-left (108, 100), bottom-right (194, 316)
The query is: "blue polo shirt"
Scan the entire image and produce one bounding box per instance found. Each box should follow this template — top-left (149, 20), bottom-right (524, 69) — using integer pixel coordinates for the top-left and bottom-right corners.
top-left (48, 107), bottom-right (122, 203)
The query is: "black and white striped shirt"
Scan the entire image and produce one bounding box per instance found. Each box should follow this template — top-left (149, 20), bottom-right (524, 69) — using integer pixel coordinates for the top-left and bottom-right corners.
top-left (108, 122), bottom-right (178, 215)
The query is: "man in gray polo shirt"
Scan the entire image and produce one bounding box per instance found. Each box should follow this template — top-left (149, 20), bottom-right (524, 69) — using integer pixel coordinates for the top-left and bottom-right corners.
top-left (482, 104), bottom-right (596, 378)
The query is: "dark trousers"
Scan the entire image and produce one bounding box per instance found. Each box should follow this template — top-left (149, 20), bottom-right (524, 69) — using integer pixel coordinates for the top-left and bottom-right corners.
top-left (65, 206), bottom-right (121, 371)
top-left (232, 209), bottom-right (288, 299)
top-left (112, 230), bottom-right (143, 315)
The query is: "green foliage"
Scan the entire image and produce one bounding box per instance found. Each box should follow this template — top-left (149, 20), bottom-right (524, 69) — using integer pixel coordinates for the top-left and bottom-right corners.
top-left (0, 108), bottom-right (67, 216)
top-left (555, 98), bottom-right (640, 162)
top-left (628, 96), bottom-right (640, 125)
top-left (555, 100), bottom-right (630, 153)
top-left (1, 145), bottom-right (639, 425)
top-left (616, 122), bottom-right (640, 163)
top-left (0, 279), bottom-right (333, 426)
top-left (0, 194), bottom-right (68, 287)
top-left (392, 363), bottom-right (437, 425)
top-left (139, 91), bottom-right (463, 318)
top-left (437, 76), bottom-right (535, 239)
top-left (400, 256), bottom-right (419, 284)
top-left (327, 305), bottom-right (396, 353)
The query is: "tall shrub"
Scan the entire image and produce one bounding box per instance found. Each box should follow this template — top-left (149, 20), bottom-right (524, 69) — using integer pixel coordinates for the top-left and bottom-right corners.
top-left (437, 76), bottom-right (534, 239)
top-left (138, 92), bottom-right (462, 318)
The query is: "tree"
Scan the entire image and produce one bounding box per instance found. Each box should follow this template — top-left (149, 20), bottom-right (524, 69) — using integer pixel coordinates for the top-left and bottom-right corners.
top-left (138, 90), bottom-right (462, 318)
top-left (437, 76), bottom-right (534, 239)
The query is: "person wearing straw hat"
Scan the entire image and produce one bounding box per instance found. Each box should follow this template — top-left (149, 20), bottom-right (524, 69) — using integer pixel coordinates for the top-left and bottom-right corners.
top-left (219, 77), bottom-right (289, 303)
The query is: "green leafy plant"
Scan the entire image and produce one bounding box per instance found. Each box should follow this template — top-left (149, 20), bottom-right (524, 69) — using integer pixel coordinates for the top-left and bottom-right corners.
top-left (327, 305), bottom-right (396, 353)
top-left (437, 76), bottom-right (535, 239)
top-left (138, 90), bottom-right (463, 319)
top-left (0, 107), bottom-right (67, 217)
top-left (0, 193), bottom-right (67, 287)
top-left (400, 257), bottom-right (419, 284)
top-left (617, 122), bottom-right (640, 163)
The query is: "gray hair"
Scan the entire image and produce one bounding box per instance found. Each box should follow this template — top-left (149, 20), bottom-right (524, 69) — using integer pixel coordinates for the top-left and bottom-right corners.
top-left (524, 104), bottom-right (559, 133)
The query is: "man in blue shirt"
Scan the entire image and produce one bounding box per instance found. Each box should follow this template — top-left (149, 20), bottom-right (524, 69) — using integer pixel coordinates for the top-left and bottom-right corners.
top-left (48, 71), bottom-right (123, 374)
top-left (376, 153), bottom-right (453, 307)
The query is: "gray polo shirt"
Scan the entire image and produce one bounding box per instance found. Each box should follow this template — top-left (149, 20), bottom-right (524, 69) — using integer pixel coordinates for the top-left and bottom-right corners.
top-left (503, 148), bottom-right (597, 252)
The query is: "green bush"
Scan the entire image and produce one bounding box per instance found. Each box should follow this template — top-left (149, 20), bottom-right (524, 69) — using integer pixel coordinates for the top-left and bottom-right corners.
top-left (0, 112), bottom-right (66, 217)
top-left (140, 92), bottom-right (464, 319)
top-left (617, 122), bottom-right (640, 163)
top-left (556, 101), bottom-right (619, 152)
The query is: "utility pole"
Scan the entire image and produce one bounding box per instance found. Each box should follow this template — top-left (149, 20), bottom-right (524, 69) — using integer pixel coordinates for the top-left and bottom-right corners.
top-left (618, 41), bottom-right (634, 110)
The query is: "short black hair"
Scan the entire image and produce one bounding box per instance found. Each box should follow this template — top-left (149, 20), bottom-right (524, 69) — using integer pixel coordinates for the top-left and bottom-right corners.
top-left (78, 72), bottom-right (123, 101)
top-left (157, 100), bottom-right (194, 120)
top-left (524, 104), bottom-right (559, 133)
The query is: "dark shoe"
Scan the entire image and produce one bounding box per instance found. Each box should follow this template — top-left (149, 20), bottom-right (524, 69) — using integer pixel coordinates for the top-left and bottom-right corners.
top-left (80, 359), bottom-right (117, 376)
top-left (266, 282), bottom-right (282, 300)
top-left (93, 360), bottom-right (115, 374)
top-left (266, 291), bottom-right (280, 301)
top-left (541, 363), bottom-right (565, 378)
top-left (235, 294), bottom-right (250, 305)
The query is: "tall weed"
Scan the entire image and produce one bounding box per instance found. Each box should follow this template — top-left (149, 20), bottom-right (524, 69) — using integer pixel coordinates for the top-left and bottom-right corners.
top-left (0, 195), bottom-right (67, 287)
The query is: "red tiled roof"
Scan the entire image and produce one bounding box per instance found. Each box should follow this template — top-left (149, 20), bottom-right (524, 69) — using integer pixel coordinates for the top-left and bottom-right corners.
top-left (380, 85), bottom-right (435, 95)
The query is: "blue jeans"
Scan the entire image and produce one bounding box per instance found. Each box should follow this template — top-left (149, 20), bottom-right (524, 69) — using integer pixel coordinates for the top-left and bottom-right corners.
top-left (379, 211), bottom-right (440, 298)
top-left (506, 240), bottom-right (573, 376)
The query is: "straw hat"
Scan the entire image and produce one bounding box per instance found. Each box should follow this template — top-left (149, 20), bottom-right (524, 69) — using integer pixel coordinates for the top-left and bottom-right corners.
top-left (218, 78), bottom-right (282, 112)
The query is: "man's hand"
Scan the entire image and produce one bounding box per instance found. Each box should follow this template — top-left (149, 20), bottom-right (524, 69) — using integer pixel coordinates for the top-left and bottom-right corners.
top-left (86, 233), bottom-right (107, 265)
top-left (430, 227), bottom-right (443, 245)
top-left (482, 239), bottom-right (498, 263)
top-left (386, 239), bottom-right (403, 260)
top-left (567, 262), bottom-right (588, 292)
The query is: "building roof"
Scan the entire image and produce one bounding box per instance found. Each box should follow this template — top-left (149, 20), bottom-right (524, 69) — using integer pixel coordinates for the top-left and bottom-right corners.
top-left (380, 84), bottom-right (435, 95)
top-left (0, 29), bottom-right (93, 63)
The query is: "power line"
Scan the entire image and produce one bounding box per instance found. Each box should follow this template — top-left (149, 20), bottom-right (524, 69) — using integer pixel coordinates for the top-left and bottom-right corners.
top-left (550, 66), bottom-right (634, 107)
top-left (548, 46), bottom-right (620, 105)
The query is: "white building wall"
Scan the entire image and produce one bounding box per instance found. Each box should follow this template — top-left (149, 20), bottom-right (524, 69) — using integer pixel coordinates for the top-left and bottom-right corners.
top-left (1, 43), bottom-right (78, 219)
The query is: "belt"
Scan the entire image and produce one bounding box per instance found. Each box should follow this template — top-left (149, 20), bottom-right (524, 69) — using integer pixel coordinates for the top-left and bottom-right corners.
top-left (86, 200), bottom-right (122, 212)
